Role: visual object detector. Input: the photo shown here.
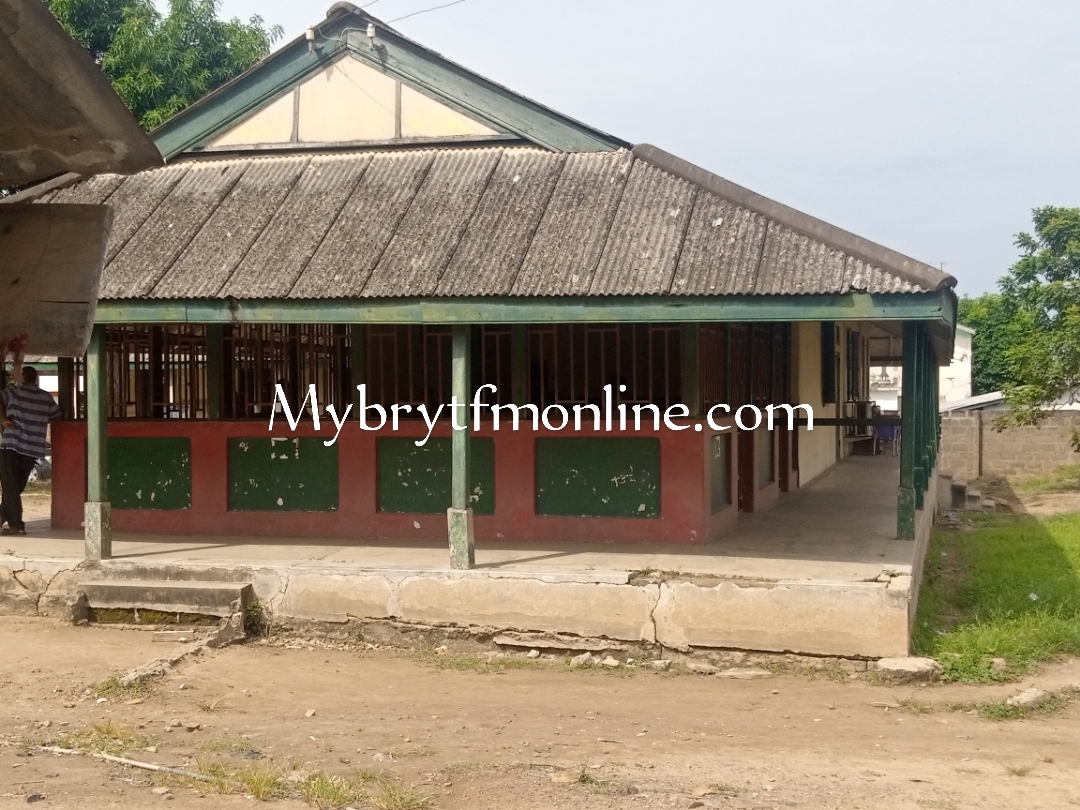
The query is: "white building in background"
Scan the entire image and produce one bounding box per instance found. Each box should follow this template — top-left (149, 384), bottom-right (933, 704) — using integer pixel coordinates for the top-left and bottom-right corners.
top-left (870, 324), bottom-right (974, 412)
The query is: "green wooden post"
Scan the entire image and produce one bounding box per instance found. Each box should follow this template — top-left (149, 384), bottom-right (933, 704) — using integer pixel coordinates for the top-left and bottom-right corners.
top-left (448, 324), bottom-right (474, 569)
top-left (57, 358), bottom-right (74, 421)
top-left (912, 325), bottom-right (927, 510)
top-left (511, 324), bottom-right (528, 406)
top-left (897, 321), bottom-right (918, 540)
top-left (681, 322), bottom-right (701, 417)
top-left (351, 325), bottom-right (366, 418)
top-left (205, 325), bottom-right (224, 420)
top-left (85, 324), bottom-right (111, 560)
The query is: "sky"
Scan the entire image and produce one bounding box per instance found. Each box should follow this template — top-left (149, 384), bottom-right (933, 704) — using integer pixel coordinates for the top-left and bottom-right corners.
top-left (212, 0), bottom-right (1080, 296)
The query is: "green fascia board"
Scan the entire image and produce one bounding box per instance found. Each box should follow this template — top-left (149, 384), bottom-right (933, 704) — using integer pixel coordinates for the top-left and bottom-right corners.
top-left (96, 292), bottom-right (956, 328)
top-left (337, 33), bottom-right (626, 153)
top-left (151, 11), bottom-right (625, 159)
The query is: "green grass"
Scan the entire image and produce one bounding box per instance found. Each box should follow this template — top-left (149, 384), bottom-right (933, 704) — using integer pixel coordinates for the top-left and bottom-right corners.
top-left (973, 693), bottom-right (1070, 721)
top-left (198, 737), bottom-right (262, 757)
top-left (91, 674), bottom-right (156, 699)
top-left (913, 510), bottom-right (1080, 682)
top-left (1012, 464), bottom-right (1080, 496)
top-left (57, 719), bottom-right (149, 756)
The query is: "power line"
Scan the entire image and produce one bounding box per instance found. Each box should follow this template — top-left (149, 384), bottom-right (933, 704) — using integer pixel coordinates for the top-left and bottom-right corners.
top-left (387, 0), bottom-right (467, 24)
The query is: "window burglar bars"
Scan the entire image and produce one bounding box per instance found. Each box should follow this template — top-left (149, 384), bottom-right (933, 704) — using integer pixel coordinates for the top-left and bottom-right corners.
top-left (529, 323), bottom-right (682, 410)
top-left (223, 324), bottom-right (351, 419)
top-left (104, 325), bottom-right (207, 419)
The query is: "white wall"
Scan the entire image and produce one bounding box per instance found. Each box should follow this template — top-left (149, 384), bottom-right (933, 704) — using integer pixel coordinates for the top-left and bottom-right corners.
top-left (940, 325), bottom-right (973, 403)
top-left (794, 321), bottom-right (837, 484)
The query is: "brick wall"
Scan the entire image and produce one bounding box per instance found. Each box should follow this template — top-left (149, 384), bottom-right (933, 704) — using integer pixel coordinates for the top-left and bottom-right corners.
top-left (939, 411), bottom-right (1080, 480)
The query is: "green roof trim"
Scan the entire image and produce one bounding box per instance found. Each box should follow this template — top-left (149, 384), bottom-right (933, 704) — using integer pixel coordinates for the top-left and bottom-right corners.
top-left (96, 292), bottom-right (955, 327)
top-left (151, 6), bottom-right (627, 159)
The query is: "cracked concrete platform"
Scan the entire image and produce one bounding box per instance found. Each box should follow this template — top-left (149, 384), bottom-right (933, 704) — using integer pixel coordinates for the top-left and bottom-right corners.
top-left (0, 458), bottom-right (927, 657)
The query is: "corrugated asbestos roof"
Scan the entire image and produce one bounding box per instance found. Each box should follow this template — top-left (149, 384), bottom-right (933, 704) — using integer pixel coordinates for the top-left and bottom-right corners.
top-left (35, 143), bottom-right (954, 301)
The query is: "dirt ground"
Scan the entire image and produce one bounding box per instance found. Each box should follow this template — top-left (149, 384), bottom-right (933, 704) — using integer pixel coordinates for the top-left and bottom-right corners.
top-left (0, 618), bottom-right (1078, 810)
top-left (976, 481), bottom-right (1080, 518)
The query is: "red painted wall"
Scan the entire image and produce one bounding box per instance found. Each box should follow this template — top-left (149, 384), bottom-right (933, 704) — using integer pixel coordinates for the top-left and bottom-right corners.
top-left (53, 417), bottom-right (761, 545)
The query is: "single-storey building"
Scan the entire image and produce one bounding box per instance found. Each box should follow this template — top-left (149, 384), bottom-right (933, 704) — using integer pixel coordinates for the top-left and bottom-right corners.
top-left (23, 4), bottom-right (953, 583)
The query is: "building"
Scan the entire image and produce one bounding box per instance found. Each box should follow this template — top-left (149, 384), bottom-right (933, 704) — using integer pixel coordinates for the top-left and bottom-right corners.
top-left (9, 4), bottom-right (957, 657)
top-left (870, 324), bottom-right (972, 412)
top-left (32, 1), bottom-right (954, 553)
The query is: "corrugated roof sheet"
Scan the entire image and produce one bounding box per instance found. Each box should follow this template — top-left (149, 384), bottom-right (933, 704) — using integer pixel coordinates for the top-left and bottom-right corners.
top-left (30, 144), bottom-right (953, 300)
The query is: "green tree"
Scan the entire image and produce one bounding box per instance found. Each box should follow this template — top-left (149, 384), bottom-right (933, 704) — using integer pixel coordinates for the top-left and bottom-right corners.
top-left (47, 0), bottom-right (282, 130)
top-left (996, 206), bottom-right (1080, 451)
top-left (957, 293), bottom-right (1023, 395)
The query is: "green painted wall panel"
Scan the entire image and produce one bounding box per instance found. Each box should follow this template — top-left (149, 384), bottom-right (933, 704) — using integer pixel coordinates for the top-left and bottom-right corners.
top-left (108, 437), bottom-right (191, 510)
top-left (377, 437), bottom-right (494, 515)
top-left (536, 437), bottom-right (660, 518)
top-left (228, 437), bottom-right (338, 512)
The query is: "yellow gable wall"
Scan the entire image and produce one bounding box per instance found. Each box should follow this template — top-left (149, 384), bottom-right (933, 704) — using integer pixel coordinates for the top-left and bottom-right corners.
top-left (207, 56), bottom-right (497, 149)
top-left (210, 90), bottom-right (295, 146)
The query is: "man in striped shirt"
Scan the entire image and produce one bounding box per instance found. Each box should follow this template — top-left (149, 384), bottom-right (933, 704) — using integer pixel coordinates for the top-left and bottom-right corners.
top-left (0, 366), bottom-right (61, 535)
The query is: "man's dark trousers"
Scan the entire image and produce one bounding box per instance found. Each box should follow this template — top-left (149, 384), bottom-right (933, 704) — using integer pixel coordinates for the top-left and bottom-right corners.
top-left (0, 449), bottom-right (37, 531)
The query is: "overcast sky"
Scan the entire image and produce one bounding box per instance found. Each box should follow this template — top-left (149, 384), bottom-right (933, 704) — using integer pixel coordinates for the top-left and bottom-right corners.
top-left (214, 0), bottom-right (1080, 296)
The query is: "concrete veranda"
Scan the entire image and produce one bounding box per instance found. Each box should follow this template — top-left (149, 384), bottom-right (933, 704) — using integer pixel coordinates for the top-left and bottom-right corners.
top-left (0, 455), bottom-right (923, 657)
top-left (8, 455), bottom-right (909, 584)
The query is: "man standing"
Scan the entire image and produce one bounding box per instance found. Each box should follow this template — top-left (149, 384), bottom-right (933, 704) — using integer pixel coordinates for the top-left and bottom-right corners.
top-left (0, 366), bottom-right (60, 535)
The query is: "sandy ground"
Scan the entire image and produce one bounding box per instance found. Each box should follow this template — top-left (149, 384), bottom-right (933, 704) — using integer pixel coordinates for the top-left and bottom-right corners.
top-left (0, 618), bottom-right (1078, 810)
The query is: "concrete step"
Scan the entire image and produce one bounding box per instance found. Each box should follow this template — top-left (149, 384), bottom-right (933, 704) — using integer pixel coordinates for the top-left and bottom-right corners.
top-left (78, 580), bottom-right (254, 618)
top-left (965, 488), bottom-right (983, 510)
top-left (950, 479), bottom-right (968, 510)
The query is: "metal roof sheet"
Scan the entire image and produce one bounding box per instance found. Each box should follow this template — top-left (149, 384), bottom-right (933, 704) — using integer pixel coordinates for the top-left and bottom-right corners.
top-left (362, 148), bottom-right (502, 298)
top-left (511, 150), bottom-right (633, 296)
top-left (293, 150), bottom-right (435, 299)
top-left (26, 143), bottom-right (954, 302)
top-left (670, 197), bottom-right (768, 295)
top-left (157, 156), bottom-right (309, 298)
top-left (101, 160), bottom-right (247, 299)
top-left (589, 159), bottom-right (696, 295)
top-left (435, 149), bottom-right (565, 296)
top-left (240, 154), bottom-right (373, 299)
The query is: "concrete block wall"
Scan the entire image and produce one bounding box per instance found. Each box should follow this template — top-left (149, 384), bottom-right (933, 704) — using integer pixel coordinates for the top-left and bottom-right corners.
top-left (940, 412), bottom-right (1080, 480)
top-left (939, 413), bottom-right (981, 479)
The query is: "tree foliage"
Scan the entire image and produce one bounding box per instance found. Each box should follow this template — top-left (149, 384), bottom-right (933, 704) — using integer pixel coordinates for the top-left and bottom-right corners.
top-left (957, 293), bottom-right (1023, 396)
top-left (994, 206), bottom-right (1080, 450)
top-left (47, 0), bottom-right (283, 130)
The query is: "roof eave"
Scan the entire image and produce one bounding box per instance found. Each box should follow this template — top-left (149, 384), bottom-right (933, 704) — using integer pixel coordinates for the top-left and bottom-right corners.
top-left (632, 144), bottom-right (958, 294)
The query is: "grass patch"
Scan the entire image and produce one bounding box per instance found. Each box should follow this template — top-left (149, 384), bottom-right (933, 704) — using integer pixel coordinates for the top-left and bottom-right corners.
top-left (947, 691), bottom-right (1071, 721)
top-left (188, 758), bottom-right (286, 799)
top-left (1004, 763), bottom-right (1035, 777)
top-left (57, 719), bottom-right (149, 756)
top-left (1012, 464), bottom-right (1080, 496)
top-left (300, 772), bottom-right (359, 808)
top-left (195, 696), bottom-right (229, 713)
top-left (912, 510), bottom-right (1080, 682)
top-left (370, 782), bottom-right (432, 810)
top-left (897, 697), bottom-right (934, 715)
top-left (198, 737), bottom-right (262, 757)
top-left (299, 769), bottom-right (424, 810)
top-left (91, 675), bottom-right (156, 700)
top-left (413, 647), bottom-right (548, 674)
